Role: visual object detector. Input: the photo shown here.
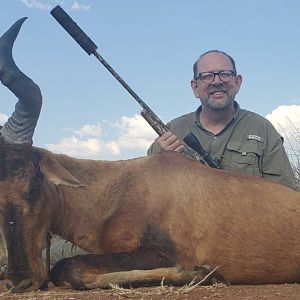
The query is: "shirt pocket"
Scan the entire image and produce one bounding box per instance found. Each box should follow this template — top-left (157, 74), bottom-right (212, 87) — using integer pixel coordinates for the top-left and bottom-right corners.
top-left (221, 141), bottom-right (263, 176)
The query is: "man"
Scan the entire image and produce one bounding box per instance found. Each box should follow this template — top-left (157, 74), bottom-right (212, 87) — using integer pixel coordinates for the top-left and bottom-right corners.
top-left (148, 50), bottom-right (298, 191)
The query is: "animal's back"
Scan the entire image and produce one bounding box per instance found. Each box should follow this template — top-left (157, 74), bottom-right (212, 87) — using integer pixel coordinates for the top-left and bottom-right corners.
top-left (139, 151), bottom-right (300, 284)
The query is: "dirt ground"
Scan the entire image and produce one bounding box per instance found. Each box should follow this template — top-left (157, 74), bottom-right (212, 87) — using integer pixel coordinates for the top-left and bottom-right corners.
top-left (1, 281), bottom-right (300, 300)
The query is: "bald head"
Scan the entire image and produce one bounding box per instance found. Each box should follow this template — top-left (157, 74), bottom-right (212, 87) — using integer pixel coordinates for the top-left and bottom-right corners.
top-left (193, 50), bottom-right (237, 80)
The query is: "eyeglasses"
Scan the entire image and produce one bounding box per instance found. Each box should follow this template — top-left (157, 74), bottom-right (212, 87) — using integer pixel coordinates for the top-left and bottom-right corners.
top-left (195, 70), bottom-right (236, 84)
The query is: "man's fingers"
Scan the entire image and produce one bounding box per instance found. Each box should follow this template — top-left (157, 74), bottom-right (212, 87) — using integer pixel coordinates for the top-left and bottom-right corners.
top-left (160, 131), bottom-right (173, 140)
top-left (164, 139), bottom-right (182, 151)
top-left (174, 144), bottom-right (185, 153)
top-left (156, 131), bottom-right (184, 152)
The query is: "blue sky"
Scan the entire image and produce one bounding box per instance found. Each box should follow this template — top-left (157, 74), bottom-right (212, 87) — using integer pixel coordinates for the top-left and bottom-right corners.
top-left (1, 0), bottom-right (300, 160)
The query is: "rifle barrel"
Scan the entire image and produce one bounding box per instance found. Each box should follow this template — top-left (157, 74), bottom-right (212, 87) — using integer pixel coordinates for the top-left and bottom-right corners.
top-left (50, 5), bottom-right (220, 168)
top-left (51, 5), bottom-right (158, 117)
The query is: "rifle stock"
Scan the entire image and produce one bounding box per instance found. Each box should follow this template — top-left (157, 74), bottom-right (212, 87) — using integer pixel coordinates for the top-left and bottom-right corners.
top-left (50, 5), bottom-right (220, 168)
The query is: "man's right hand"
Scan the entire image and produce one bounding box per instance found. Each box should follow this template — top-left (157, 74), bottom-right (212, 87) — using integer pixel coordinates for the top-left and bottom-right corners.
top-left (156, 131), bottom-right (185, 152)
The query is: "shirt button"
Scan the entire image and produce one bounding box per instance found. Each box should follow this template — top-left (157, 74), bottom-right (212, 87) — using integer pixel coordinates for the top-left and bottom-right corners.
top-left (213, 136), bottom-right (217, 140)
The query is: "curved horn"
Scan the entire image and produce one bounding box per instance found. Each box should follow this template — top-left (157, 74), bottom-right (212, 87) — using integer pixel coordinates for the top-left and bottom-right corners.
top-left (0, 17), bottom-right (27, 80)
top-left (0, 18), bottom-right (42, 144)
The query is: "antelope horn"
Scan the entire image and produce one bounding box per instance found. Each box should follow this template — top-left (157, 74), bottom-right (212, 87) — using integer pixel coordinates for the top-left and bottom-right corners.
top-left (0, 17), bottom-right (27, 85)
top-left (0, 18), bottom-right (42, 144)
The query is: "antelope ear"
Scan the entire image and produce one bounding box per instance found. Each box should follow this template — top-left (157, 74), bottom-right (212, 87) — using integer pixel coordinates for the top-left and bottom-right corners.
top-left (40, 155), bottom-right (84, 188)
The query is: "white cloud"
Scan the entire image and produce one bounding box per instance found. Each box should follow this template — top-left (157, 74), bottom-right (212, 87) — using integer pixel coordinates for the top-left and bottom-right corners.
top-left (266, 105), bottom-right (300, 166)
top-left (46, 136), bottom-right (101, 157)
top-left (266, 105), bottom-right (300, 135)
top-left (20, 0), bottom-right (52, 10)
top-left (71, 1), bottom-right (90, 11)
top-left (107, 115), bottom-right (157, 150)
top-left (20, 0), bottom-right (90, 11)
top-left (74, 124), bottom-right (102, 138)
top-left (0, 113), bottom-right (8, 125)
top-left (45, 114), bottom-right (156, 160)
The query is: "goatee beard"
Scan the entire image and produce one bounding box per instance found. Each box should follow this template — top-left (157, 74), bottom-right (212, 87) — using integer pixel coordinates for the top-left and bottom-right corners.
top-left (207, 98), bottom-right (233, 111)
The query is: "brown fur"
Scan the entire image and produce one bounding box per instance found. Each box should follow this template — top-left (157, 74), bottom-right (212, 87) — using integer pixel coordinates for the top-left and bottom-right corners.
top-left (1, 142), bottom-right (300, 291)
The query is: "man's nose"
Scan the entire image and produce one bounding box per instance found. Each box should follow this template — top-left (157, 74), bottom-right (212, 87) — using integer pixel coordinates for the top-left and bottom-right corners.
top-left (211, 75), bottom-right (223, 85)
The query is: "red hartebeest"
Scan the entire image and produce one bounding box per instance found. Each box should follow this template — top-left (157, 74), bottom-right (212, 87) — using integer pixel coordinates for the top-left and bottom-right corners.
top-left (0, 18), bottom-right (300, 293)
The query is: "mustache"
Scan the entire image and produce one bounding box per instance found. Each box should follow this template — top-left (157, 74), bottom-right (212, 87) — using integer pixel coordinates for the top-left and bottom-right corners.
top-left (208, 84), bottom-right (228, 94)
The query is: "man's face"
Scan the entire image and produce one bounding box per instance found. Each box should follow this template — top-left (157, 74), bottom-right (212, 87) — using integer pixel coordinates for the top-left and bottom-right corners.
top-left (191, 52), bottom-right (242, 111)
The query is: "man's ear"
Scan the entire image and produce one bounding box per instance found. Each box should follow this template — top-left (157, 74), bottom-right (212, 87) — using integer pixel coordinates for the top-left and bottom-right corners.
top-left (235, 74), bottom-right (243, 92)
top-left (191, 79), bottom-right (199, 98)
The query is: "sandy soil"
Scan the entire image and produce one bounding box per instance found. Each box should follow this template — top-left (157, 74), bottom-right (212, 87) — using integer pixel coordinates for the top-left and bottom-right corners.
top-left (1, 281), bottom-right (300, 299)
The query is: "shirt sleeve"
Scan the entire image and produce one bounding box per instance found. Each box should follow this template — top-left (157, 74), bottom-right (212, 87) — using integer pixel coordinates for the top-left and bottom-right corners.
top-left (147, 140), bottom-right (162, 155)
top-left (261, 124), bottom-right (299, 191)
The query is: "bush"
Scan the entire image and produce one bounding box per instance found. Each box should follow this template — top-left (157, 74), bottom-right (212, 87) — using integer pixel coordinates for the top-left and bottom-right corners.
top-left (279, 119), bottom-right (300, 189)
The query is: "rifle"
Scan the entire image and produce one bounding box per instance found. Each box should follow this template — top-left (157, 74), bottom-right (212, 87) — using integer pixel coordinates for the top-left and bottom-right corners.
top-left (50, 5), bottom-right (220, 168)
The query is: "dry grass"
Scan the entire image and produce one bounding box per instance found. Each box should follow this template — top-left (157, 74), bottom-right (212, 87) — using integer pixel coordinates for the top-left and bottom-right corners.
top-left (0, 282), bottom-right (228, 300)
top-left (106, 266), bottom-right (222, 298)
top-left (0, 267), bottom-right (228, 299)
top-left (107, 282), bottom-right (227, 299)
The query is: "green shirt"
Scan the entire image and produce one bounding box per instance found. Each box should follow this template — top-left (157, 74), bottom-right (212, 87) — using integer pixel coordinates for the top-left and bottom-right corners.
top-left (148, 102), bottom-right (298, 191)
